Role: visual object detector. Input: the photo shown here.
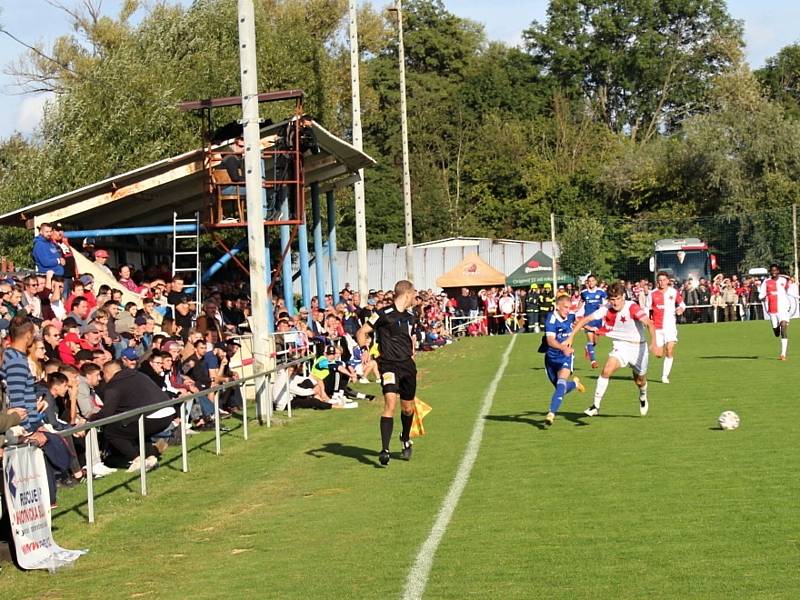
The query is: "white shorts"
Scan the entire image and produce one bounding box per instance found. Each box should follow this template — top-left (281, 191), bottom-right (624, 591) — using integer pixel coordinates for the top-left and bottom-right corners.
top-left (609, 341), bottom-right (649, 375)
top-left (769, 312), bottom-right (791, 328)
top-left (655, 328), bottom-right (678, 347)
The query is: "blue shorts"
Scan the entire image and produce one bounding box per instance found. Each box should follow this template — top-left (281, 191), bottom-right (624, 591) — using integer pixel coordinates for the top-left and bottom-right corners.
top-left (586, 318), bottom-right (603, 331)
top-left (545, 355), bottom-right (573, 385)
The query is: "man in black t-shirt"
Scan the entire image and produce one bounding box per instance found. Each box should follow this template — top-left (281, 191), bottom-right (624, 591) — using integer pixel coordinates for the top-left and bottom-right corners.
top-left (357, 279), bottom-right (417, 466)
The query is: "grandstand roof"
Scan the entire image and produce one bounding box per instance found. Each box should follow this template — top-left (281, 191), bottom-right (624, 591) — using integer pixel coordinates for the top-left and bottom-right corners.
top-left (0, 119), bottom-right (375, 230)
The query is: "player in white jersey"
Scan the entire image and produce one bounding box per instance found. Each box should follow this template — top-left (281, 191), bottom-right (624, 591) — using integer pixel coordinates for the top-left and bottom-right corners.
top-left (566, 282), bottom-right (658, 417)
top-left (649, 271), bottom-right (686, 383)
top-left (758, 264), bottom-right (796, 360)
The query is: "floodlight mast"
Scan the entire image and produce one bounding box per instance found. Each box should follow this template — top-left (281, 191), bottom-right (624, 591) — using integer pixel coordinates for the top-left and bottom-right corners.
top-left (349, 0), bottom-right (369, 303)
top-left (237, 0), bottom-right (271, 419)
top-left (389, 0), bottom-right (415, 283)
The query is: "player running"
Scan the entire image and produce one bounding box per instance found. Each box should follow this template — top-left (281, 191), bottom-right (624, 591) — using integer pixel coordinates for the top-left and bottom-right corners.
top-left (566, 282), bottom-right (658, 417)
top-left (542, 295), bottom-right (585, 426)
top-left (758, 264), bottom-right (797, 360)
top-left (650, 271), bottom-right (686, 383)
top-left (356, 279), bottom-right (417, 466)
top-left (578, 274), bottom-right (607, 369)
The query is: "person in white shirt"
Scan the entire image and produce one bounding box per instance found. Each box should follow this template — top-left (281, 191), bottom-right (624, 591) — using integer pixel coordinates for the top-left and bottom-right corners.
top-left (566, 282), bottom-right (658, 418)
top-left (649, 271), bottom-right (686, 383)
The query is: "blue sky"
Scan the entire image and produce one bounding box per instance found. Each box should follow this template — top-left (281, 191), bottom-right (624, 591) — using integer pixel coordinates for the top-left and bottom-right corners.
top-left (1, 0), bottom-right (798, 138)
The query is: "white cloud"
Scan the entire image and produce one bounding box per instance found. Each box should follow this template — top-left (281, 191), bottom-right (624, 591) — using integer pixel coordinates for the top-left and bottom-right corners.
top-left (14, 92), bottom-right (53, 136)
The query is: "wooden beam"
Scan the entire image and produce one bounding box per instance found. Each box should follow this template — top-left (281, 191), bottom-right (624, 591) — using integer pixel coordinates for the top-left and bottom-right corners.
top-left (35, 160), bottom-right (206, 226)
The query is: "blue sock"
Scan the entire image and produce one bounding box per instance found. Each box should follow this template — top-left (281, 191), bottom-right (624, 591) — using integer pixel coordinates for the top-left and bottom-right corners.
top-left (549, 380), bottom-right (568, 413)
top-left (587, 342), bottom-right (596, 361)
top-left (566, 381), bottom-right (576, 394)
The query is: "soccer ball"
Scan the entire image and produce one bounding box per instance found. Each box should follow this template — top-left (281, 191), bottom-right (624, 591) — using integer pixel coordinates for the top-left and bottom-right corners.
top-left (718, 410), bottom-right (740, 431)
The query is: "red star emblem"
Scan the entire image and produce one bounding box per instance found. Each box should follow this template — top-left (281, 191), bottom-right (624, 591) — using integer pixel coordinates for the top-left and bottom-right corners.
top-left (620, 316), bottom-right (627, 323)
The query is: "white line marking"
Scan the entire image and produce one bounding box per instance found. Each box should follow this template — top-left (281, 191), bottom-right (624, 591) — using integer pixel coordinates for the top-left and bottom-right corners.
top-left (402, 335), bottom-right (518, 600)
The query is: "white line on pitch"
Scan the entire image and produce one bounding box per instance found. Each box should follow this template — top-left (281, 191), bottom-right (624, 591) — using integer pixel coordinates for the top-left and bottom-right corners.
top-left (402, 335), bottom-right (518, 600)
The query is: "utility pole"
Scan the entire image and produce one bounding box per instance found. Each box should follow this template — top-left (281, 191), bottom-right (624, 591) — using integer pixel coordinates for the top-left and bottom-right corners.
top-left (389, 0), bottom-right (414, 282)
top-left (550, 212), bottom-right (558, 292)
top-left (237, 0), bottom-right (270, 419)
top-left (348, 0), bottom-right (369, 302)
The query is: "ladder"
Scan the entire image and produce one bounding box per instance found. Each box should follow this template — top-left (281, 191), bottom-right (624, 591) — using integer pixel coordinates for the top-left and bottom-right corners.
top-left (172, 211), bottom-right (202, 308)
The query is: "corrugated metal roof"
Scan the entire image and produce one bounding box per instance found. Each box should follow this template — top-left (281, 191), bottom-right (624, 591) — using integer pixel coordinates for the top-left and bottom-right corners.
top-left (0, 118), bottom-right (376, 228)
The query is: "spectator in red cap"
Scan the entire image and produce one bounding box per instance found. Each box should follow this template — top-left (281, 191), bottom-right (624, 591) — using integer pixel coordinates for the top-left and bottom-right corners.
top-left (93, 249), bottom-right (113, 277)
top-left (59, 332), bottom-right (82, 366)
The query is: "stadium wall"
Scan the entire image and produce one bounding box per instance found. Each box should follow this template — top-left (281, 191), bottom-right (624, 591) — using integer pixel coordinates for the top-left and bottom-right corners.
top-left (292, 238), bottom-right (557, 298)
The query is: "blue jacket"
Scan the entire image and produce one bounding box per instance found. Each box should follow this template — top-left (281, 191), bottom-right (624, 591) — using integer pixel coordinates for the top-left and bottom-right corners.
top-left (32, 235), bottom-right (64, 276)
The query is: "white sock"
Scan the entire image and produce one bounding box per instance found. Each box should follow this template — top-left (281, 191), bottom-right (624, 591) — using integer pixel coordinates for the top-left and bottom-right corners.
top-left (639, 382), bottom-right (648, 399)
top-left (594, 376), bottom-right (609, 407)
top-left (663, 357), bottom-right (673, 379)
top-left (781, 338), bottom-right (788, 356)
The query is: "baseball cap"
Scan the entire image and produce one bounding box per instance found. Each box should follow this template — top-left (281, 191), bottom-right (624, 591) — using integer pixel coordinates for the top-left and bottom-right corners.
top-left (75, 349), bottom-right (94, 362)
top-left (225, 338), bottom-right (242, 347)
top-left (81, 324), bottom-right (100, 335)
top-left (543, 283), bottom-right (552, 289)
top-left (324, 345), bottom-right (336, 355)
top-left (79, 275), bottom-right (93, 286)
top-left (94, 249), bottom-right (109, 258)
top-left (530, 283), bottom-right (539, 289)
top-left (162, 340), bottom-right (180, 352)
top-left (121, 348), bottom-right (140, 361)
top-left (213, 342), bottom-right (227, 350)
top-left (134, 314), bottom-right (148, 326)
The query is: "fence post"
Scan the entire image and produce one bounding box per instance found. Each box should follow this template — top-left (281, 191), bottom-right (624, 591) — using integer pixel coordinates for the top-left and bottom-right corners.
top-left (138, 415), bottom-right (147, 496)
top-left (550, 212), bottom-right (558, 291)
top-left (86, 428), bottom-right (96, 524)
top-left (214, 394), bottom-right (221, 456)
top-left (284, 370), bottom-right (292, 419)
top-left (793, 204), bottom-right (798, 280)
top-left (180, 403), bottom-right (188, 473)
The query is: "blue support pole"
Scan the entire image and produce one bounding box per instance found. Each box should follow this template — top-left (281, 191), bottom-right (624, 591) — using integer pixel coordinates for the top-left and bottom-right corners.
top-left (202, 237), bottom-right (247, 283)
top-left (326, 190), bottom-right (340, 304)
top-left (311, 183), bottom-right (326, 305)
top-left (280, 193), bottom-right (294, 315)
top-left (264, 237), bottom-right (274, 333)
top-left (297, 219), bottom-right (313, 327)
top-left (63, 224), bottom-right (197, 238)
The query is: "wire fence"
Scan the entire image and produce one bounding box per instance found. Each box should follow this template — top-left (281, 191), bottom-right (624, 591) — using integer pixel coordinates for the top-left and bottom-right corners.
top-left (43, 354), bottom-right (313, 524)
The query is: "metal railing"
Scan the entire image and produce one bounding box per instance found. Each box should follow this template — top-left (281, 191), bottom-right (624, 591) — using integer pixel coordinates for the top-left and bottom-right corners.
top-left (52, 354), bottom-right (312, 523)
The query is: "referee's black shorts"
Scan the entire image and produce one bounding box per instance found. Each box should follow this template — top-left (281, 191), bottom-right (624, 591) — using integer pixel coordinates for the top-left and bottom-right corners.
top-left (377, 358), bottom-right (417, 401)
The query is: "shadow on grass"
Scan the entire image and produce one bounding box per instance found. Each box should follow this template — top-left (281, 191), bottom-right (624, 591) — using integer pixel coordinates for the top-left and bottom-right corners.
top-left (697, 356), bottom-right (758, 360)
top-left (306, 443), bottom-right (383, 468)
top-left (486, 410), bottom-right (589, 429)
top-left (52, 421), bottom-right (244, 522)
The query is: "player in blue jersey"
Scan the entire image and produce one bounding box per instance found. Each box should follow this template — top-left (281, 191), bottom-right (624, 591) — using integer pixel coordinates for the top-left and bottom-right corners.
top-left (578, 274), bottom-right (607, 369)
top-left (542, 295), bottom-right (586, 426)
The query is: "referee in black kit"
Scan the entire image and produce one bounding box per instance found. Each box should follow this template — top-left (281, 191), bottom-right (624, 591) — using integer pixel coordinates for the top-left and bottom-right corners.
top-left (356, 280), bottom-right (417, 466)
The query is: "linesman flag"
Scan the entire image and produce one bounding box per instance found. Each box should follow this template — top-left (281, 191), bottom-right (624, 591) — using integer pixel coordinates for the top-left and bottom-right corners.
top-left (410, 398), bottom-right (432, 438)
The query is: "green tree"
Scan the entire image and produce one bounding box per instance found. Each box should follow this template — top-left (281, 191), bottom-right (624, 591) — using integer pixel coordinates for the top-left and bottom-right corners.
top-left (523, 0), bottom-right (743, 141)
top-left (756, 43), bottom-right (800, 119)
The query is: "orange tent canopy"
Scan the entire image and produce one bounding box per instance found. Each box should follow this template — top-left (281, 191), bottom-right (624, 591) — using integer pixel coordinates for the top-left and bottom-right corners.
top-left (435, 253), bottom-right (507, 288)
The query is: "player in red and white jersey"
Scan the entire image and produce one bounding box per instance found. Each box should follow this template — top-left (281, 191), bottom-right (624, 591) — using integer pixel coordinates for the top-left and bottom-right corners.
top-left (758, 264), bottom-right (797, 360)
top-left (649, 271), bottom-right (686, 384)
top-left (566, 282), bottom-right (658, 417)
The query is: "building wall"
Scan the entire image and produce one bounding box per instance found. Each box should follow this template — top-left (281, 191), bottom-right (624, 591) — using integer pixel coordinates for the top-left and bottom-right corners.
top-left (292, 239), bottom-right (557, 299)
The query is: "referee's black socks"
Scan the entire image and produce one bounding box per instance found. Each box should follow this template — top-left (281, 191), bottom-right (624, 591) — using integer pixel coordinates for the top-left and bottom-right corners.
top-left (380, 416), bottom-right (393, 451)
top-left (400, 411), bottom-right (413, 443)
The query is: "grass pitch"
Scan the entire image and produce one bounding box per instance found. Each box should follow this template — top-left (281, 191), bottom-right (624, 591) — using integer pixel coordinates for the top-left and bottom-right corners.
top-left (4, 321), bottom-right (798, 599)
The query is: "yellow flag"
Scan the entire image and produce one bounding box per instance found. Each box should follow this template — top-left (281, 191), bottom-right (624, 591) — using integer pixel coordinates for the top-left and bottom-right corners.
top-left (410, 397), bottom-right (432, 438)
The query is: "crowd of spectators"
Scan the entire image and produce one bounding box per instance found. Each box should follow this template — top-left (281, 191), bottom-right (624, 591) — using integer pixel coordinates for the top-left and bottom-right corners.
top-left (438, 272), bottom-right (780, 337)
top-left (0, 223), bottom-right (464, 508)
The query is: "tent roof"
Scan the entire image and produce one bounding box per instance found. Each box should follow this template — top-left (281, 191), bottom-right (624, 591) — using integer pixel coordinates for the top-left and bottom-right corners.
top-left (0, 118), bottom-right (375, 229)
top-left (436, 253), bottom-right (507, 288)
top-left (506, 250), bottom-right (574, 287)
